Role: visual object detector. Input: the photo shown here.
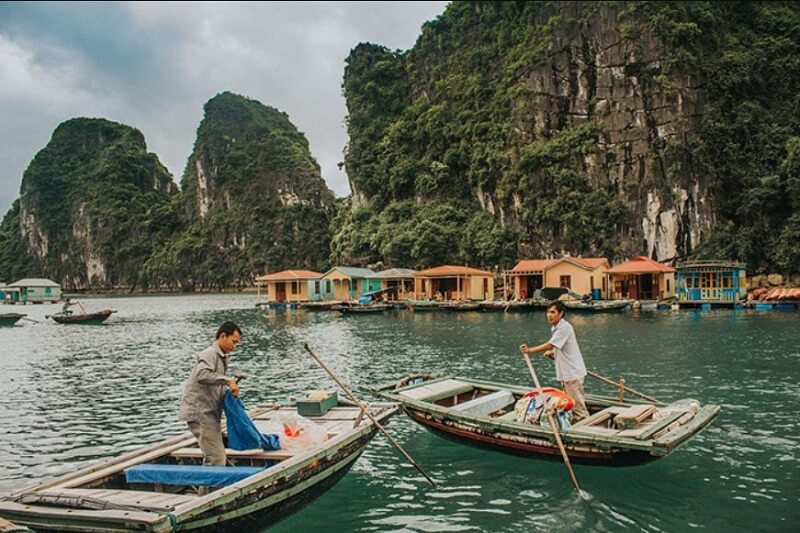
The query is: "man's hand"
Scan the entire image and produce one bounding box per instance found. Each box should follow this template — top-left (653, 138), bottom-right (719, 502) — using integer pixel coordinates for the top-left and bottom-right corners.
top-left (519, 344), bottom-right (531, 355)
top-left (543, 350), bottom-right (554, 359)
top-left (228, 379), bottom-right (240, 397)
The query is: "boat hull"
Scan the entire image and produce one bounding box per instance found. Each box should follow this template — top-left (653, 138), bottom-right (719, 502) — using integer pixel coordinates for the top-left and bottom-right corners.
top-left (50, 311), bottom-right (115, 324)
top-left (405, 407), bottom-right (654, 467)
top-left (0, 314), bottom-right (25, 326)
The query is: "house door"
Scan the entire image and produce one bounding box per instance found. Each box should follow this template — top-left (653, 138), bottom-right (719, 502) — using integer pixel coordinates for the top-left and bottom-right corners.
top-left (276, 282), bottom-right (286, 302)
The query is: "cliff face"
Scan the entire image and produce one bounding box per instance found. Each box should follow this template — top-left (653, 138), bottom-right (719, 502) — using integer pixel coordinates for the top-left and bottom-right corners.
top-left (15, 118), bottom-right (177, 289)
top-left (337, 1), bottom-right (795, 269)
top-left (503, 2), bottom-right (711, 260)
top-left (175, 92), bottom-right (336, 287)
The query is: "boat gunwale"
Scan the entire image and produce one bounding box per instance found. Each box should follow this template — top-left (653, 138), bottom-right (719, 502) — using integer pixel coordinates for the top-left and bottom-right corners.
top-left (373, 375), bottom-right (719, 452)
top-left (0, 402), bottom-right (399, 531)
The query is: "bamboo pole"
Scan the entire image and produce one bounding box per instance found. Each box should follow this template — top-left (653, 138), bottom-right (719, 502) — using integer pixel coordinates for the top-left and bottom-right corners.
top-left (585, 370), bottom-right (661, 404)
top-left (303, 343), bottom-right (437, 487)
top-left (520, 347), bottom-right (584, 498)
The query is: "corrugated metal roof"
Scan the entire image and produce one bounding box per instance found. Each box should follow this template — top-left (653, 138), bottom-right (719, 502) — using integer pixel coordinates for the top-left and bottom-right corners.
top-left (7, 278), bottom-right (61, 287)
top-left (415, 265), bottom-right (492, 277)
top-left (255, 269), bottom-right (322, 282)
top-left (321, 266), bottom-right (376, 279)
top-left (368, 268), bottom-right (417, 279)
top-left (606, 256), bottom-right (676, 274)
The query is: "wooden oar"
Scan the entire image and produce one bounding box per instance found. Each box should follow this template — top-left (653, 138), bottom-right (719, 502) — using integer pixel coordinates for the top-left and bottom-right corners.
top-left (585, 370), bottom-right (661, 404)
top-left (20, 316), bottom-right (41, 323)
top-left (520, 347), bottom-right (584, 498)
top-left (303, 343), bottom-right (437, 487)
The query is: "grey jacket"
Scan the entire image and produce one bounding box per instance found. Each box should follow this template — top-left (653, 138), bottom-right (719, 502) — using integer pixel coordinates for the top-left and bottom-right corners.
top-left (178, 343), bottom-right (233, 431)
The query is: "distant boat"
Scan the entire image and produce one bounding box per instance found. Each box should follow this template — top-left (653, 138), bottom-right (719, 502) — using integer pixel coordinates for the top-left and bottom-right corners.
top-left (338, 303), bottom-right (392, 314)
top-left (0, 313), bottom-right (26, 326)
top-left (563, 299), bottom-right (632, 312)
top-left (442, 302), bottom-right (481, 312)
top-left (47, 309), bottom-right (117, 324)
top-left (374, 374), bottom-right (719, 467)
top-left (0, 401), bottom-right (398, 532)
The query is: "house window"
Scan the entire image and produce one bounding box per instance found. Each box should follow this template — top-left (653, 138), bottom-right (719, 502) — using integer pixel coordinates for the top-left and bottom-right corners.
top-left (483, 278), bottom-right (488, 294)
top-left (315, 281), bottom-right (320, 294)
top-left (666, 279), bottom-right (671, 292)
top-left (326, 280), bottom-right (331, 293)
top-left (559, 275), bottom-right (571, 289)
top-left (590, 276), bottom-right (594, 290)
top-left (291, 283), bottom-right (299, 295)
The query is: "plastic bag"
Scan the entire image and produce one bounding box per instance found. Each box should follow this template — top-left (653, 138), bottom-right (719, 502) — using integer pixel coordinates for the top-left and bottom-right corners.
top-left (258, 412), bottom-right (328, 452)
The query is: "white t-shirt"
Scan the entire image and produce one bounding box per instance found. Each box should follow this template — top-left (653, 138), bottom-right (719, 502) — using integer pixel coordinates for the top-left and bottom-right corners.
top-left (548, 318), bottom-right (587, 382)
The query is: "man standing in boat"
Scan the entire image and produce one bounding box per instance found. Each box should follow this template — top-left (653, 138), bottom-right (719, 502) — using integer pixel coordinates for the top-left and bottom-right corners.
top-left (179, 321), bottom-right (242, 466)
top-left (520, 301), bottom-right (589, 421)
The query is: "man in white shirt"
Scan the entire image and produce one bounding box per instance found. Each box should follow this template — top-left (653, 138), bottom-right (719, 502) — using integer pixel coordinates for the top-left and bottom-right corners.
top-left (520, 301), bottom-right (589, 421)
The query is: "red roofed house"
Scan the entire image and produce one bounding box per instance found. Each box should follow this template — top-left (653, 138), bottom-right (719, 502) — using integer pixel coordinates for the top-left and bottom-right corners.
top-left (507, 257), bottom-right (611, 299)
top-left (255, 269), bottom-right (324, 303)
top-left (414, 265), bottom-right (494, 301)
top-left (605, 256), bottom-right (676, 300)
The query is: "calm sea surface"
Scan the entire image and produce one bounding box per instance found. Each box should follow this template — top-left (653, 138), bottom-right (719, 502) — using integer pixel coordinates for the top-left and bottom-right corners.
top-left (0, 294), bottom-right (797, 532)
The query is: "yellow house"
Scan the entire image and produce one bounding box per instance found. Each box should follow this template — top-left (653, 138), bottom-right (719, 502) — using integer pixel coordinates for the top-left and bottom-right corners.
top-left (606, 256), bottom-right (676, 300)
top-left (414, 265), bottom-right (494, 301)
top-left (507, 257), bottom-right (610, 299)
top-left (254, 270), bottom-right (323, 303)
top-left (368, 268), bottom-right (417, 300)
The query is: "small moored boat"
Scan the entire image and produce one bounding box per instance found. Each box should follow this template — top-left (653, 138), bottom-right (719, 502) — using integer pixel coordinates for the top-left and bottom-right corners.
top-left (373, 375), bottom-right (719, 466)
top-left (0, 400), bottom-right (398, 532)
top-left (563, 299), bottom-right (632, 312)
top-left (0, 313), bottom-right (27, 326)
top-left (47, 309), bottom-right (117, 324)
top-left (337, 303), bottom-right (392, 314)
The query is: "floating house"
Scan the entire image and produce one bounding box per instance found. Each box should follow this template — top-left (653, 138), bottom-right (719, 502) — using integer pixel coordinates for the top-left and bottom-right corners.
top-left (3, 278), bottom-right (61, 303)
top-left (676, 261), bottom-right (747, 307)
top-left (254, 270), bottom-right (323, 304)
top-left (368, 268), bottom-right (417, 300)
top-left (414, 265), bottom-right (494, 301)
top-left (507, 257), bottom-right (611, 300)
top-left (320, 267), bottom-right (378, 301)
top-left (605, 257), bottom-right (676, 301)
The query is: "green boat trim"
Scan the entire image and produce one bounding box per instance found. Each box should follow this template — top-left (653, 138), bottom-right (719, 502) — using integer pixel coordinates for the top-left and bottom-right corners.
top-left (373, 374), bottom-right (720, 466)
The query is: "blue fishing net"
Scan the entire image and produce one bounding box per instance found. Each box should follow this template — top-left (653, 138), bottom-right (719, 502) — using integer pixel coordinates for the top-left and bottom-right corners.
top-left (223, 391), bottom-right (281, 450)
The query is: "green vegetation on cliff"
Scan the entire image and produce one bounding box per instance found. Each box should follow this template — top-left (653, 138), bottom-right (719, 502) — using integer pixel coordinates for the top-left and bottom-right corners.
top-left (11, 118), bottom-right (177, 289)
top-left (336, 1), bottom-right (800, 274)
top-left (160, 92), bottom-right (335, 289)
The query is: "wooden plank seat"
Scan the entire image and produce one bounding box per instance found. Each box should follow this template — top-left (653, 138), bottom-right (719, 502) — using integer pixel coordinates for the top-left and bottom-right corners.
top-left (169, 447), bottom-right (294, 462)
top-left (452, 390), bottom-right (515, 416)
top-left (125, 464), bottom-right (263, 487)
top-left (397, 379), bottom-right (473, 401)
top-left (23, 488), bottom-right (198, 512)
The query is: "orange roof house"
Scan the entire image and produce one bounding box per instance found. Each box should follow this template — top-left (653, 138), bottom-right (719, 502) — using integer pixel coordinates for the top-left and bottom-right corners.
top-left (606, 256), bottom-right (676, 300)
top-left (414, 265), bottom-right (494, 301)
top-left (255, 269), bottom-right (323, 303)
top-left (507, 257), bottom-right (611, 300)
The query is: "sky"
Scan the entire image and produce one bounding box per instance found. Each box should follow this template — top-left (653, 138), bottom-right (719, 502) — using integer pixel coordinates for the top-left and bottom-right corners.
top-left (0, 1), bottom-right (449, 214)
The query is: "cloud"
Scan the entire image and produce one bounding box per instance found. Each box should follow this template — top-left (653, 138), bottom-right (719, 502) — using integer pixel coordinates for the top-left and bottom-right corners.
top-left (0, 1), bottom-right (448, 213)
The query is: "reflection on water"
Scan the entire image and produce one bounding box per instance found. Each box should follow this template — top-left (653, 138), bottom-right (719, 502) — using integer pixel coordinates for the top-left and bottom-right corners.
top-left (1, 296), bottom-right (798, 531)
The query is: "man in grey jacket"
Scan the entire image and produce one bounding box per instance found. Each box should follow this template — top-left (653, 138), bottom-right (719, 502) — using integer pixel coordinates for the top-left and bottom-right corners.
top-left (179, 321), bottom-right (242, 466)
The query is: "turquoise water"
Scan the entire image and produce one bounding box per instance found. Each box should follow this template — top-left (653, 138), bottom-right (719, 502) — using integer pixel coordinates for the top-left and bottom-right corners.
top-left (0, 295), bottom-right (797, 531)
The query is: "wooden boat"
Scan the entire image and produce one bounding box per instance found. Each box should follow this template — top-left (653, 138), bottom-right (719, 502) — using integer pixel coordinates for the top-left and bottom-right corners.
top-left (0, 313), bottom-right (26, 326)
top-left (298, 301), bottom-right (340, 311)
top-left (563, 299), bottom-right (631, 312)
top-left (442, 302), bottom-right (481, 312)
top-left (337, 303), bottom-right (392, 314)
top-left (47, 309), bottom-right (117, 324)
top-left (406, 300), bottom-right (444, 312)
top-left (479, 300), bottom-right (546, 313)
top-left (373, 375), bottom-right (719, 466)
top-left (0, 401), bottom-right (398, 532)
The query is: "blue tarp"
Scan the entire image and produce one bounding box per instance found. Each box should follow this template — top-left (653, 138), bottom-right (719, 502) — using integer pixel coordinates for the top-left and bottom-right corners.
top-left (126, 463), bottom-right (262, 486)
top-left (223, 391), bottom-right (281, 451)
